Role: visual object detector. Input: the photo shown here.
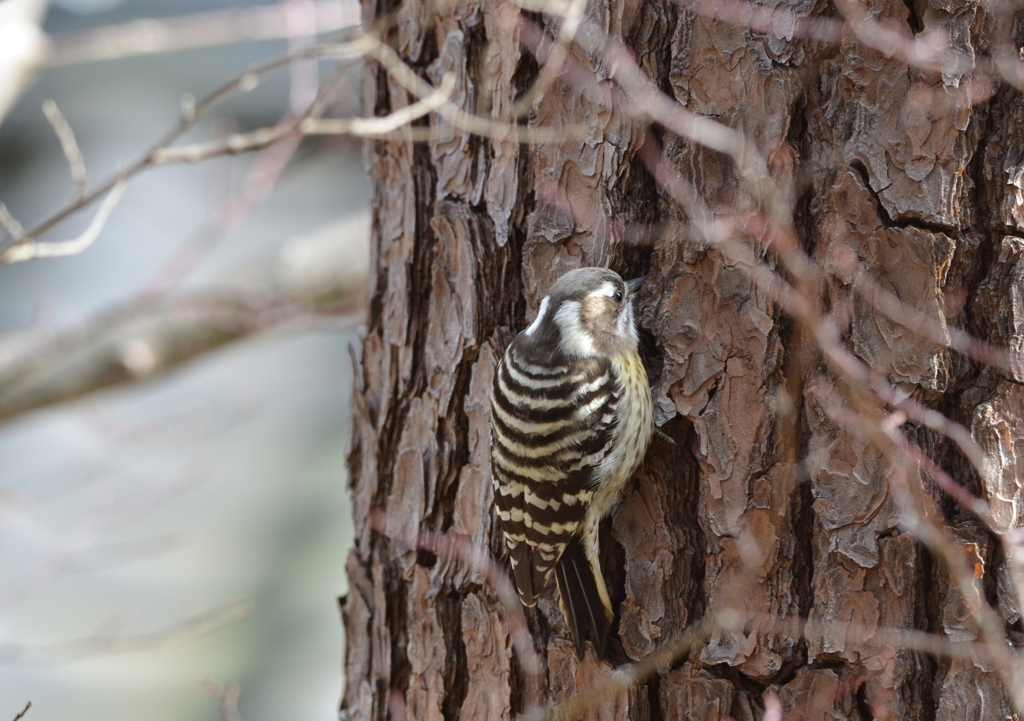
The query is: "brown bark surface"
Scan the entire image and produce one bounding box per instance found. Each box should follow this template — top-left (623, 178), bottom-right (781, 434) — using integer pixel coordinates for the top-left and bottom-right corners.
top-left (342, 1), bottom-right (1024, 719)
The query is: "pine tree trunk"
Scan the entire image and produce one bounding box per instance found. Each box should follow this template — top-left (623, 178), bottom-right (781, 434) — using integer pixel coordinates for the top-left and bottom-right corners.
top-left (342, 1), bottom-right (1024, 719)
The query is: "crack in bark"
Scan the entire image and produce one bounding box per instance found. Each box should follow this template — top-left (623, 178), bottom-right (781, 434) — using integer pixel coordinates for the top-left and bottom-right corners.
top-left (371, 354), bottom-right (410, 512)
top-left (384, 555), bottom-right (413, 719)
top-left (670, 417), bottom-right (706, 657)
top-left (408, 142), bottom-right (439, 399)
top-left (849, 159), bottom-right (962, 238)
top-left (646, 674), bottom-right (663, 721)
top-left (901, 0), bottom-right (924, 34)
top-left (439, 591), bottom-right (470, 721)
top-left (854, 680), bottom-right (873, 720)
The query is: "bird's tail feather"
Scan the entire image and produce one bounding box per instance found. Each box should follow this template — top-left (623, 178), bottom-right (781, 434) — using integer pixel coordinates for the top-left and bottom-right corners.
top-left (510, 544), bottom-right (539, 607)
top-left (555, 536), bottom-right (613, 660)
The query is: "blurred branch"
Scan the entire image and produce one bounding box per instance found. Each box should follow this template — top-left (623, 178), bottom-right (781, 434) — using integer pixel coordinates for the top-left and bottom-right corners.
top-left (359, 33), bottom-right (593, 143)
top-left (202, 680), bottom-right (243, 721)
top-left (508, 0), bottom-right (586, 116)
top-left (45, 0), bottom-right (360, 67)
top-left (41, 99), bottom-right (87, 198)
top-left (0, 205), bottom-right (26, 243)
top-left (0, 214), bottom-right (369, 425)
top-left (1, 27), bottom-right (591, 267)
top-left (146, 48), bottom-right (358, 295)
top-left (0, 598), bottom-right (254, 665)
top-left (10, 702), bottom-right (31, 721)
top-left (151, 72), bottom-right (457, 164)
top-left (146, 136), bottom-right (303, 297)
top-left (0, 38), bottom-right (363, 262)
top-left (0, 179), bottom-right (126, 265)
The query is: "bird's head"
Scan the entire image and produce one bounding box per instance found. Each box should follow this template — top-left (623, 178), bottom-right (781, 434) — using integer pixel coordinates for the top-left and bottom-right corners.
top-left (522, 267), bottom-right (645, 358)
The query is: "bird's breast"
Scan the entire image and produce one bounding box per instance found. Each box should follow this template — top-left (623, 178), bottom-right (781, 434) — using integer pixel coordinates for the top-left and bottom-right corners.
top-left (588, 351), bottom-right (653, 519)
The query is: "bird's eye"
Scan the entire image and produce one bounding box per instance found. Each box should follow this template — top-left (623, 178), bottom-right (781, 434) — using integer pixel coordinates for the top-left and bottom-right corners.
top-left (614, 290), bottom-right (624, 303)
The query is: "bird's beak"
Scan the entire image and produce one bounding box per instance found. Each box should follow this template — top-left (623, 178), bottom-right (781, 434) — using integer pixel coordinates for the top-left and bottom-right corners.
top-left (625, 275), bottom-right (647, 298)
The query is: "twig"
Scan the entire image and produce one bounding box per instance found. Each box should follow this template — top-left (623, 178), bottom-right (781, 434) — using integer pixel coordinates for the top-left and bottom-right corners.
top-left (0, 204), bottom-right (25, 243)
top-left (1, 39), bottom-right (361, 260)
top-left (603, 39), bottom-right (747, 159)
top-left (635, 118), bottom-right (1024, 708)
top-left (670, 0), bottom-right (1017, 89)
top-left (7, 24), bottom-right (602, 267)
top-left (359, 32), bottom-right (594, 144)
top-left (42, 99), bottom-right (88, 198)
top-left (832, 0), bottom-right (969, 76)
top-left (0, 179), bottom-right (126, 265)
top-left (302, 73), bottom-right (457, 135)
top-left (536, 600), bottom-right (1018, 721)
top-left (527, 619), bottom-right (713, 721)
top-left (815, 386), bottom-right (1024, 709)
top-left (145, 135), bottom-right (302, 296)
top-left (837, 246), bottom-right (1015, 374)
top-left (10, 702), bottom-right (30, 721)
top-left (152, 73), bottom-right (457, 164)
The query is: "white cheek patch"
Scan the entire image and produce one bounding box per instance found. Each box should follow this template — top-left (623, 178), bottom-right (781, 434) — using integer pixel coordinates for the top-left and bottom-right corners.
top-left (553, 300), bottom-right (597, 356)
top-left (523, 295), bottom-right (550, 336)
top-left (617, 299), bottom-right (639, 344)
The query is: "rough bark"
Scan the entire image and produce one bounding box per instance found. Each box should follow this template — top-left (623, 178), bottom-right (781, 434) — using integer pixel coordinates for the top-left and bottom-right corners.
top-left (342, 1), bottom-right (1024, 719)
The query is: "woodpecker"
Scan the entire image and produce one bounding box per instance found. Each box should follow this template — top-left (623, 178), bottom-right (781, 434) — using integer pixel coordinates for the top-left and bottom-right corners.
top-left (490, 267), bottom-right (654, 659)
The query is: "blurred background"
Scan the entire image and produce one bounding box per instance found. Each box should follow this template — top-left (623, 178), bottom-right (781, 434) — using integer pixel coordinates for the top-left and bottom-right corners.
top-left (0, 1), bottom-right (366, 719)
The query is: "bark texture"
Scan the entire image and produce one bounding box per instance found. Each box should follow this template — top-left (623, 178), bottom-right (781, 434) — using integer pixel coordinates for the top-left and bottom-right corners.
top-left (343, 1), bottom-right (1024, 719)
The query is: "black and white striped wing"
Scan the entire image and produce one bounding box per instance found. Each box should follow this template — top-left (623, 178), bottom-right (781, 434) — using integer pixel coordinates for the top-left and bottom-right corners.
top-left (489, 342), bottom-right (617, 607)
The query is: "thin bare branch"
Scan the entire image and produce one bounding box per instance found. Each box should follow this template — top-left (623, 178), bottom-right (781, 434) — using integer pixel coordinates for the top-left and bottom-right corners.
top-left (507, 0), bottom-right (586, 116)
top-left (0, 215), bottom-right (368, 424)
top-left (833, 0), bottom-right (970, 76)
top-left (635, 113), bottom-right (1024, 705)
top-left (528, 620), bottom-right (713, 721)
top-left (42, 98), bottom-right (88, 198)
top-left (359, 32), bottom-right (594, 143)
top-left (604, 41), bottom-right (747, 159)
top-left (8, 25), bottom-right (603, 268)
top-left (150, 122), bottom-right (300, 165)
top-left (0, 204), bottom-right (26, 243)
top-left (814, 385), bottom-right (1024, 709)
top-left (153, 72), bottom-right (457, 164)
top-left (834, 246), bottom-right (1015, 373)
top-left (10, 702), bottom-right (30, 721)
top-left (1, 39), bottom-right (362, 260)
top-left (0, 179), bottom-right (126, 265)
top-left (303, 72), bottom-right (457, 136)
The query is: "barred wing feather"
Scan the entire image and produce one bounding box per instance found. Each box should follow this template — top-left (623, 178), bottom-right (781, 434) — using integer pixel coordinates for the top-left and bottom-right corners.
top-left (490, 342), bottom-right (617, 606)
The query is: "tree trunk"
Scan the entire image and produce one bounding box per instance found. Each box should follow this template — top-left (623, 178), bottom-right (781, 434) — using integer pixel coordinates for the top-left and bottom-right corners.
top-left (342, 1), bottom-right (1024, 719)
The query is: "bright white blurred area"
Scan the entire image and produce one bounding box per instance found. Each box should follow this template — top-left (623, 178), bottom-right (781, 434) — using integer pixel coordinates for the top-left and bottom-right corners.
top-left (0, 2), bottom-right (366, 720)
